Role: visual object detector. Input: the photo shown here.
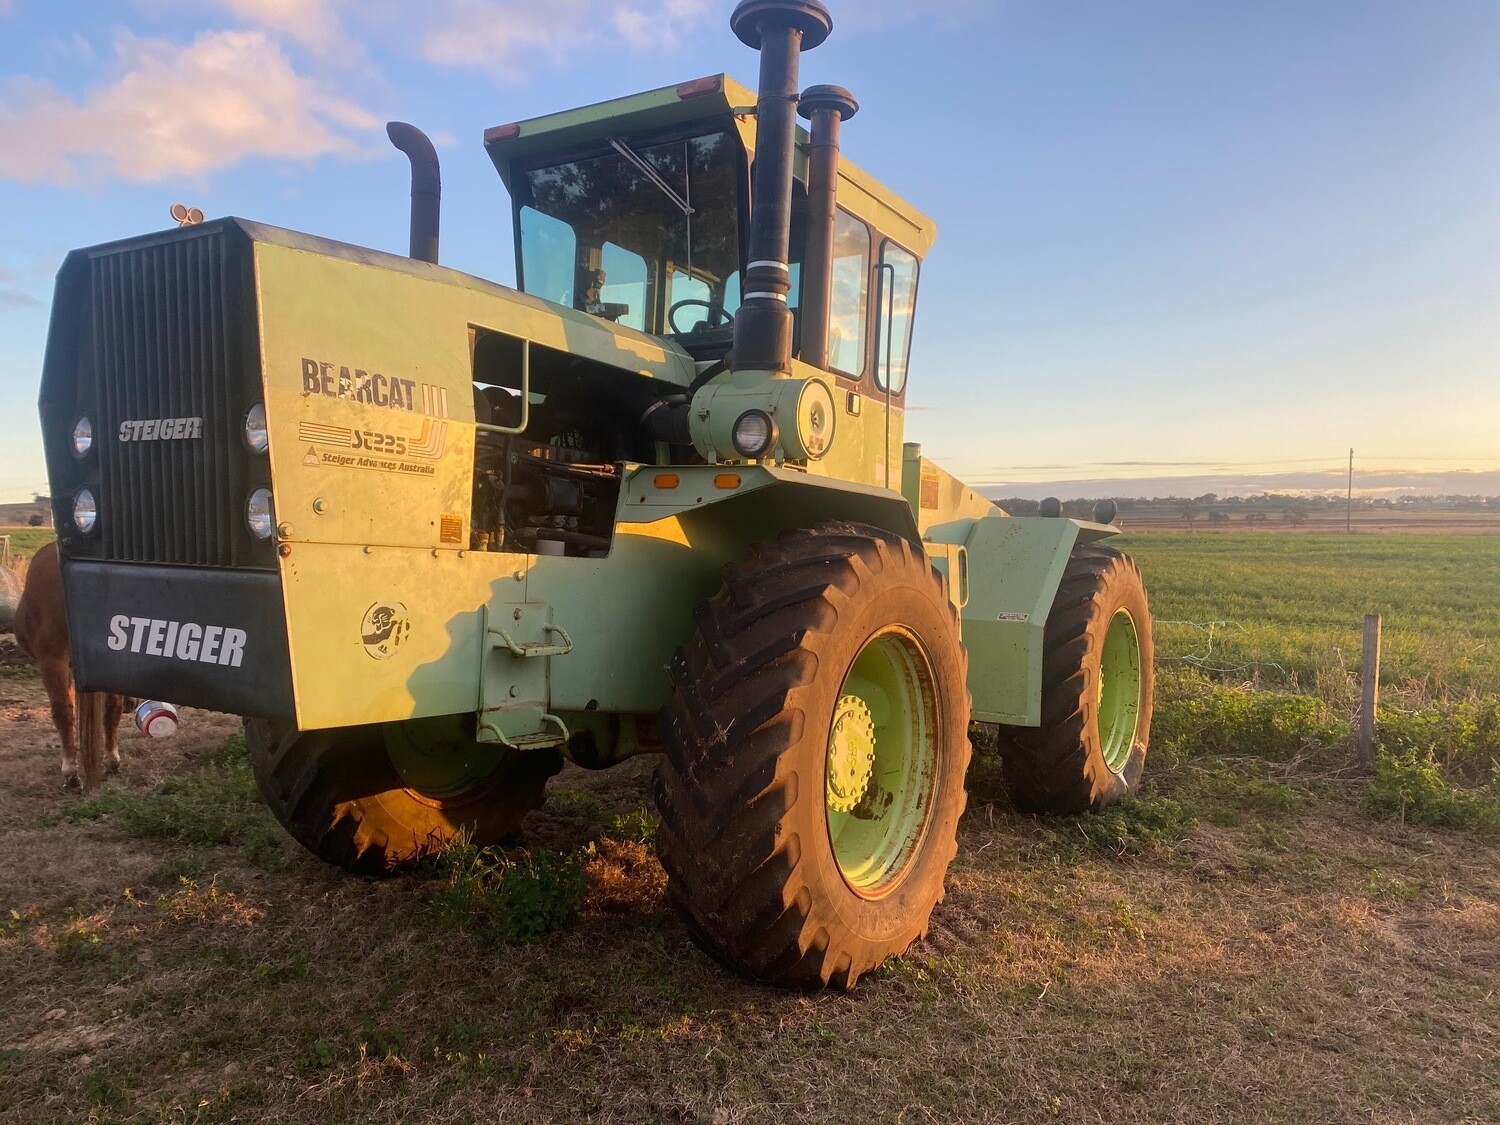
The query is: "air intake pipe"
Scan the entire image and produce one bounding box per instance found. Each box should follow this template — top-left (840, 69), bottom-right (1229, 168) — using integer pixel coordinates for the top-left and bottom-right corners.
top-left (797, 85), bottom-right (858, 372)
top-left (386, 122), bottom-right (441, 265)
top-left (729, 0), bottom-right (833, 375)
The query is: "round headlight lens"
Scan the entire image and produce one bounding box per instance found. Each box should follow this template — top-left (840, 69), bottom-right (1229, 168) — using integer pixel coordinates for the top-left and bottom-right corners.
top-left (731, 410), bottom-right (777, 459)
top-left (246, 488), bottom-right (274, 540)
top-left (72, 416), bottom-right (94, 459)
top-left (243, 402), bottom-right (269, 454)
top-left (73, 488), bottom-right (98, 535)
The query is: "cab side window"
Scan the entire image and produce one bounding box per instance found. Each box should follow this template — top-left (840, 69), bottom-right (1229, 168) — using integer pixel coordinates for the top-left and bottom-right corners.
top-left (828, 209), bottom-right (871, 378)
top-left (875, 241), bottom-right (919, 395)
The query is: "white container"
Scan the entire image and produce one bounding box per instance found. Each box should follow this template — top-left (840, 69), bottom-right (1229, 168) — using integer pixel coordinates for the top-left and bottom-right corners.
top-left (134, 700), bottom-right (180, 739)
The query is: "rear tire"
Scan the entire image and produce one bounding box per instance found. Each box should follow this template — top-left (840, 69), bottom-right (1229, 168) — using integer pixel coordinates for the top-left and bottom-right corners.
top-left (995, 544), bottom-right (1153, 815)
top-left (655, 522), bottom-right (971, 990)
top-left (245, 718), bottom-right (561, 874)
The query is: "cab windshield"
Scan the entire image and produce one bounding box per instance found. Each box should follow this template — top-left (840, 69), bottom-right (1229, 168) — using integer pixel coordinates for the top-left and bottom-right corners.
top-left (516, 130), bottom-right (743, 337)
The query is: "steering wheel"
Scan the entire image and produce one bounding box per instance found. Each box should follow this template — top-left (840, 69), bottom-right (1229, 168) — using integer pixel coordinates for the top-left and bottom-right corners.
top-left (668, 299), bottom-right (734, 334)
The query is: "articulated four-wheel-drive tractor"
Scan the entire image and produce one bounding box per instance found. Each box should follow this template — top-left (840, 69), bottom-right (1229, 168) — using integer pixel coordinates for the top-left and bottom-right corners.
top-left (39, 1), bottom-right (1152, 988)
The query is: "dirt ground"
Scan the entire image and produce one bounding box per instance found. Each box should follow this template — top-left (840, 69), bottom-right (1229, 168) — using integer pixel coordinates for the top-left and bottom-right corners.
top-left (2, 666), bottom-right (1498, 1123)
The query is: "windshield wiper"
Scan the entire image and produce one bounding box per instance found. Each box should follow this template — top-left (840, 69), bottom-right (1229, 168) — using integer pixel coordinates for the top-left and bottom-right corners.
top-left (608, 138), bottom-right (694, 217)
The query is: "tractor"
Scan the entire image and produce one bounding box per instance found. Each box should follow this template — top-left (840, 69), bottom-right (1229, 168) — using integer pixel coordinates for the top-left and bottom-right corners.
top-left (38, 0), bottom-right (1153, 989)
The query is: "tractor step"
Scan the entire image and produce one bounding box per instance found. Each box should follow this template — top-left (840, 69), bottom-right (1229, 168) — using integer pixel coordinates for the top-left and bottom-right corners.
top-left (478, 601), bottom-right (571, 749)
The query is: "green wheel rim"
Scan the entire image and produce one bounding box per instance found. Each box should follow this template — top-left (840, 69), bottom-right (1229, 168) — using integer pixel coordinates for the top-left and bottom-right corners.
top-left (384, 716), bottom-right (505, 800)
top-left (1098, 609), bottom-right (1143, 774)
top-left (825, 627), bottom-right (940, 898)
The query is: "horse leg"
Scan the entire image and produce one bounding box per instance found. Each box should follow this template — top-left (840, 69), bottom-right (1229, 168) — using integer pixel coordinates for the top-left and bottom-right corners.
top-left (103, 694), bottom-right (127, 776)
top-left (39, 658), bottom-right (79, 790)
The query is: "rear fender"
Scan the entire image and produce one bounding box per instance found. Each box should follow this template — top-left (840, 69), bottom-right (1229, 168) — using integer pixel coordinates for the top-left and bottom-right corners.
top-left (962, 516), bottom-right (1118, 726)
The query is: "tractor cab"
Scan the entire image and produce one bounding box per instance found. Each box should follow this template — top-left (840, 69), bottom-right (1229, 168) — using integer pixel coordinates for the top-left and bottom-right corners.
top-left (485, 75), bottom-right (936, 397)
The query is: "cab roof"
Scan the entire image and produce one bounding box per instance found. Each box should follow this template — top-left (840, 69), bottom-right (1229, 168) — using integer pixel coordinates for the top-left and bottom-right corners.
top-left (484, 74), bottom-right (937, 259)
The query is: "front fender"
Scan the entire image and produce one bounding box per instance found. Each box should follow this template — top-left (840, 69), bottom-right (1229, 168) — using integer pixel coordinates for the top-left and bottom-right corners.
top-left (617, 464), bottom-right (920, 545)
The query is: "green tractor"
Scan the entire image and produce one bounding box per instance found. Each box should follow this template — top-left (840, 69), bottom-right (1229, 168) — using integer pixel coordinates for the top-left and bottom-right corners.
top-left (38, 0), bottom-right (1152, 989)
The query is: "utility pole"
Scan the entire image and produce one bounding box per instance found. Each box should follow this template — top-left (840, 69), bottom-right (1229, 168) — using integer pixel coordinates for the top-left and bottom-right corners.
top-left (1347, 448), bottom-right (1354, 534)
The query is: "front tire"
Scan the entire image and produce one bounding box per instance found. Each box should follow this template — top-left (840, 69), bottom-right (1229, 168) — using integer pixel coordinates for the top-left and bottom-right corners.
top-left (995, 544), bottom-right (1153, 815)
top-left (246, 717), bottom-right (561, 874)
top-left (655, 522), bottom-right (971, 990)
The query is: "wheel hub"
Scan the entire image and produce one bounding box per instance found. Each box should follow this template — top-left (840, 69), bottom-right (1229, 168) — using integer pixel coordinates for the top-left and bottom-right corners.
top-left (826, 694), bottom-right (876, 814)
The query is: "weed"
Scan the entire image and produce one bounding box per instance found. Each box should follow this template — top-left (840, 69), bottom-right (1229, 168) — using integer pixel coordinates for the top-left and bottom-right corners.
top-left (301, 1040), bottom-right (338, 1070)
top-left (608, 806), bottom-right (658, 845)
top-left (1177, 759), bottom-right (1311, 826)
top-left (81, 1066), bottom-right (130, 1111)
top-left (1378, 700), bottom-right (1500, 785)
top-left (1252, 821), bottom-right (1291, 851)
top-left (1365, 869), bottom-right (1420, 901)
top-left (153, 850), bottom-right (212, 884)
top-left (430, 836), bottom-right (585, 946)
top-left (1153, 687), bottom-right (1344, 765)
top-left (1046, 790), bottom-right (1198, 859)
top-left (1361, 751), bottom-right (1500, 833)
top-left (542, 787), bottom-right (611, 832)
top-left (46, 733), bottom-right (284, 863)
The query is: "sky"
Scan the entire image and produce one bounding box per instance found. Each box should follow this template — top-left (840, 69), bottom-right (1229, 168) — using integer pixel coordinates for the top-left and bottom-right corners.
top-left (0, 0), bottom-right (1496, 502)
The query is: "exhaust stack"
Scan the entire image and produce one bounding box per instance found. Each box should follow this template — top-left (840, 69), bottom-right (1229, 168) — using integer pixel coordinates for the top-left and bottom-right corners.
top-left (729, 0), bottom-right (833, 375)
top-left (386, 122), bottom-right (441, 265)
top-left (797, 84), bottom-right (858, 372)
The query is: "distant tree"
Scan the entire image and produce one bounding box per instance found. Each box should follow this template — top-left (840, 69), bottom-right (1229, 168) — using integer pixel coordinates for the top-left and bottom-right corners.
top-left (1180, 501), bottom-right (1202, 527)
top-left (32, 493), bottom-right (49, 505)
top-left (27, 513), bottom-right (44, 527)
top-left (1245, 511), bottom-right (1269, 527)
top-left (1282, 508), bottom-right (1308, 526)
top-left (1208, 510), bottom-right (1229, 525)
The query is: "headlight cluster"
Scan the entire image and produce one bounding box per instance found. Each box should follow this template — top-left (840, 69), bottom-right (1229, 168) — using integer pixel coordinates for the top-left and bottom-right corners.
top-left (65, 404), bottom-right (277, 543)
top-left (244, 403), bottom-right (273, 539)
top-left (71, 418), bottom-right (99, 534)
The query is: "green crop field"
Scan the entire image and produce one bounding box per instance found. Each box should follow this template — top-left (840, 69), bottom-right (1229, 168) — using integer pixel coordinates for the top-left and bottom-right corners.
top-left (1120, 534), bottom-right (1500, 702)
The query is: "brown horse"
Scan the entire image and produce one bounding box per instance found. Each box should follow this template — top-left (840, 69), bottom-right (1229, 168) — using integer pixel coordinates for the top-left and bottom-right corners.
top-left (13, 543), bottom-right (127, 791)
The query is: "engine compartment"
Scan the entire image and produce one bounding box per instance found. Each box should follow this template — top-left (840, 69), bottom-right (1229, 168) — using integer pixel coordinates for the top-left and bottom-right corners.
top-left (468, 327), bottom-right (689, 557)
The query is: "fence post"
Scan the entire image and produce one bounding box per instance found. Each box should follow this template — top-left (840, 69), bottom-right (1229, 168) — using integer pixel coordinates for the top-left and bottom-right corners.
top-left (1358, 613), bottom-right (1382, 771)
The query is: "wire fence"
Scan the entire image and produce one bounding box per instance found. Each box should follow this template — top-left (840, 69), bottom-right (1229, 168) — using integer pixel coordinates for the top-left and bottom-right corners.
top-left (1153, 619), bottom-right (1293, 679)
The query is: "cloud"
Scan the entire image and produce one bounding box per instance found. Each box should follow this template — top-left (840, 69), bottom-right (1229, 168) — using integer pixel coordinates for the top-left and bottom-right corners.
top-left (0, 30), bottom-right (378, 186)
top-left (199, 0), bottom-right (349, 50)
top-left (974, 468), bottom-right (1500, 502)
top-left (0, 289), bottom-right (43, 308)
top-left (419, 0), bottom-right (712, 76)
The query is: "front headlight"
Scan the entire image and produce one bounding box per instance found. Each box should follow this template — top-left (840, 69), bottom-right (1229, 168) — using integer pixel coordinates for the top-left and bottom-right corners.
top-left (246, 488), bottom-right (274, 540)
top-left (731, 410), bottom-right (778, 459)
top-left (73, 488), bottom-right (98, 535)
top-left (243, 403), bottom-right (269, 454)
top-left (71, 416), bottom-right (94, 459)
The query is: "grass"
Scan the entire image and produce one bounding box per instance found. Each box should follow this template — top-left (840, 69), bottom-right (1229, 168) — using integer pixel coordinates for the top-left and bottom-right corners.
top-left (41, 733), bottom-right (286, 865)
top-left (0, 526), bottom-right (55, 562)
top-left (6, 730), bottom-right (1499, 1123)
top-left (1121, 533), bottom-right (1500, 700)
top-left (3, 531), bottom-right (1497, 1120)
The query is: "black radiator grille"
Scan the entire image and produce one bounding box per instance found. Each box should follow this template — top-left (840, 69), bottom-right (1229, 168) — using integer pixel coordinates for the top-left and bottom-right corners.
top-left (91, 231), bottom-right (250, 567)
